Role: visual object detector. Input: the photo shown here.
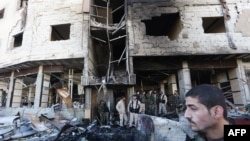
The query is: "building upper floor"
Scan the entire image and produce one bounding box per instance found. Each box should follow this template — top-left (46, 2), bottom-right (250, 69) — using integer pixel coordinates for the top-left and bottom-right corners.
top-left (0, 0), bottom-right (89, 70)
top-left (1, 0), bottom-right (250, 73)
top-left (127, 0), bottom-right (250, 56)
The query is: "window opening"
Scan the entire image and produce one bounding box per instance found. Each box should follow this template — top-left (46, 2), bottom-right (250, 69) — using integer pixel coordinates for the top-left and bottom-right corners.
top-left (202, 17), bottom-right (226, 33)
top-left (20, 0), bottom-right (28, 8)
top-left (141, 13), bottom-right (182, 40)
top-left (51, 24), bottom-right (71, 41)
top-left (0, 9), bottom-right (4, 19)
top-left (14, 33), bottom-right (23, 47)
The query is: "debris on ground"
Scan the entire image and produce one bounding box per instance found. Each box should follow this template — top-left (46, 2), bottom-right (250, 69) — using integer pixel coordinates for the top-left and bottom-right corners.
top-left (0, 101), bottom-right (250, 141)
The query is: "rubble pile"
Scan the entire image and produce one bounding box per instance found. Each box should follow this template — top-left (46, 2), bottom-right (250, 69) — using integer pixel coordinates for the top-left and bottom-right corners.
top-left (87, 126), bottom-right (135, 141)
top-left (0, 112), bottom-right (135, 141)
top-left (1, 101), bottom-right (250, 141)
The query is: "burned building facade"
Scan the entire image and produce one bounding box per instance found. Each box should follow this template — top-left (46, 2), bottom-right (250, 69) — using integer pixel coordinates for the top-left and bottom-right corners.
top-left (0, 0), bottom-right (250, 120)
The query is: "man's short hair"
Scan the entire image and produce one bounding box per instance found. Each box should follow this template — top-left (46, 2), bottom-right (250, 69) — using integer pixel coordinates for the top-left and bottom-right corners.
top-left (185, 84), bottom-right (227, 119)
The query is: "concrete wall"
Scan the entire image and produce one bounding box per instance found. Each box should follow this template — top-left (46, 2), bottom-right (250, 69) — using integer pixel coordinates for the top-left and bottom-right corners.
top-left (128, 0), bottom-right (250, 56)
top-left (0, 0), bottom-right (88, 68)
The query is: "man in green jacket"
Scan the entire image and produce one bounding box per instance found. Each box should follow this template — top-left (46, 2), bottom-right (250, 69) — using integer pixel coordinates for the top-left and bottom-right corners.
top-left (98, 100), bottom-right (109, 125)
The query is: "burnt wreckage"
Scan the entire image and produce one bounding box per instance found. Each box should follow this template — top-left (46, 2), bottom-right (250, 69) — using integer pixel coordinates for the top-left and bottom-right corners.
top-left (1, 0), bottom-right (250, 140)
top-left (0, 111), bottom-right (187, 141)
top-left (0, 105), bottom-right (250, 141)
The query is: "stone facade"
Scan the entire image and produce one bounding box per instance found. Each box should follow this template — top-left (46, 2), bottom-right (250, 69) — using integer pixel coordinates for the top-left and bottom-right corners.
top-left (0, 0), bottom-right (87, 67)
top-left (128, 1), bottom-right (250, 56)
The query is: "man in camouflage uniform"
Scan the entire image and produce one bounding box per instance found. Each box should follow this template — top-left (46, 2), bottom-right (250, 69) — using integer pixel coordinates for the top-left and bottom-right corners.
top-left (139, 90), bottom-right (147, 114)
top-left (153, 90), bottom-right (160, 116)
top-left (145, 90), bottom-right (152, 115)
top-left (169, 90), bottom-right (181, 113)
top-left (0, 89), bottom-right (7, 107)
top-left (147, 89), bottom-right (158, 116)
top-left (98, 100), bottom-right (110, 125)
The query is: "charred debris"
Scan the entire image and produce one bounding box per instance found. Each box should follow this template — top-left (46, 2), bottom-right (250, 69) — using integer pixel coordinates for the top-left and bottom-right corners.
top-left (0, 103), bottom-right (249, 141)
top-left (0, 103), bottom-right (184, 141)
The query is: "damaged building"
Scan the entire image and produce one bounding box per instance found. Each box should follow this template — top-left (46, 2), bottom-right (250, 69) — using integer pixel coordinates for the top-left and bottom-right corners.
top-left (0, 0), bottom-right (250, 123)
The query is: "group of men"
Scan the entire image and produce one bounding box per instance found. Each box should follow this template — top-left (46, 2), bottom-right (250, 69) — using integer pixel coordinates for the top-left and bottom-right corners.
top-left (115, 94), bottom-right (141, 127)
top-left (114, 89), bottom-right (181, 128)
top-left (139, 89), bottom-right (181, 116)
top-left (98, 84), bottom-right (230, 141)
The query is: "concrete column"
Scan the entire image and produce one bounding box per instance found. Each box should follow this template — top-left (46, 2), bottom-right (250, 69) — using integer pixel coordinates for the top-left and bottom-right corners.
top-left (178, 61), bottom-right (191, 101)
top-left (167, 74), bottom-right (177, 94)
top-left (160, 82), bottom-right (165, 94)
top-left (12, 78), bottom-right (23, 107)
top-left (233, 59), bottom-right (250, 104)
top-left (68, 69), bottom-right (74, 99)
top-left (106, 89), bottom-right (114, 114)
top-left (34, 65), bottom-right (43, 108)
top-left (227, 68), bottom-right (243, 105)
top-left (6, 71), bottom-right (15, 107)
top-left (85, 87), bottom-right (92, 119)
top-left (40, 73), bottom-right (50, 107)
top-left (127, 86), bottom-right (135, 101)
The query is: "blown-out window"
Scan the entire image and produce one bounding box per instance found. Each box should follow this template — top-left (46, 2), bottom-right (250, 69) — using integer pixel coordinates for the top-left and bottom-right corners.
top-left (141, 13), bottom-right (182, 40)
top-left (202, 17), bottom-right (226, 33)
top-left (0, 9), bottom-right (4, 19)
top-left (14, 33), bottom-right (23, 47)
top-left (51, 24), bottom-right (71, 41)
top-left (20, 0), bottom-right (28, 8)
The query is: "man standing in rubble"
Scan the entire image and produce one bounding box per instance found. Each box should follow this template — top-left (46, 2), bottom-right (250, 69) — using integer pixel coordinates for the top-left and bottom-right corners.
top-left (0, 89), bottom-right (7, 107)
top-left (116, 96), bottom-right (128, 127)
top-left (147, 89), bottom-right (156, 115)
top-left (128, 94), bottom-right (141, 128)
top-left (98, 100), bottom-right (110, 125)
top-left (158, 91), bottom-right (167, 115)
top-left (169, 90), bottom-right (181, 113)
top-left (146, 89), bottom-right (152, 115)
top-left (139, 90), bottom-right (147, 114)
top-left (152, 90), bottom-right (159, 116)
